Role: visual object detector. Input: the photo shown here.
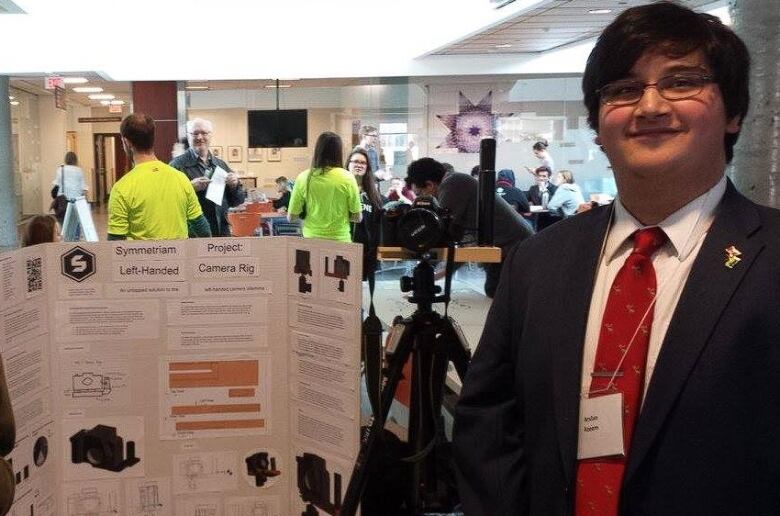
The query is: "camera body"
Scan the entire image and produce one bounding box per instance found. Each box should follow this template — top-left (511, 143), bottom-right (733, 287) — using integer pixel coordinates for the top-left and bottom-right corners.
top-left (381, 196), bottom-right (456, 253)
top-left (70, 424), bottom-right (139, 472)
top-left (245, 452), bottom-right (280, 487)
top-left (296, 452), bottom-right (342, 515)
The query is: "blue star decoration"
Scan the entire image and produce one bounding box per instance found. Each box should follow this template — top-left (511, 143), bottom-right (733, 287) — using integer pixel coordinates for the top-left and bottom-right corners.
top-left (436, 91), bottom-right (513, 153)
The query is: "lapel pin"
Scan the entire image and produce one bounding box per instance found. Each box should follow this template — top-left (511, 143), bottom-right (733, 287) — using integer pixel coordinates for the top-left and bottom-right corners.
top-left (724, 245), bottom-right (742, 269)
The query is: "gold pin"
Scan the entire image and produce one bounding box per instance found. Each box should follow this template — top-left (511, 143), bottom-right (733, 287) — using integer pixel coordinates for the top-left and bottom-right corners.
top-left (725, 245), bottom-right (742, 269)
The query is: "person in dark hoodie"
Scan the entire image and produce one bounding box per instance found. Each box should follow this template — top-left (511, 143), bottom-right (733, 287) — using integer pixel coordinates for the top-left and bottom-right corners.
top-left (495, 169), bottom-right (530, 214)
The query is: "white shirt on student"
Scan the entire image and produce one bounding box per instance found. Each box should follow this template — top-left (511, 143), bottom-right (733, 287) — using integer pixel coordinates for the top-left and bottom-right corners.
top-left (580, 175), bottom-right (727, 403)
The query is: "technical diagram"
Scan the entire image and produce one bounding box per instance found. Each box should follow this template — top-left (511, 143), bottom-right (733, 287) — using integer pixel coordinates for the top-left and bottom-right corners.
top-left (66, 486), bottom-right (118, 516)
top-left (125, 477), bottom-right (172, 516)
top-left (72, 372), bottom-right (112, 397)
top-left (173, 451), bottom-right (238, 494)
top-left (161, 355), bottom-right (270, 440)
top-left (225, 496), bottom-right (281, 516)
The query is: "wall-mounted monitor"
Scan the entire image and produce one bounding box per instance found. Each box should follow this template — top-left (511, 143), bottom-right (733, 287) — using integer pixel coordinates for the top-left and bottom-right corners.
top-left (248, 109), bottom-right (308, 148)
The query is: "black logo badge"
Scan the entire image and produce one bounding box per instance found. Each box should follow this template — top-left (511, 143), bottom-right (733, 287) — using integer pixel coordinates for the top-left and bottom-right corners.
top-left (61, 246), bottom-right (96, 282)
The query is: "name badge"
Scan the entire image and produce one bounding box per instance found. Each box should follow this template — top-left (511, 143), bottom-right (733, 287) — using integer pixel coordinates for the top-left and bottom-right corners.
top-left (577, 393), bottom-right (625, 460)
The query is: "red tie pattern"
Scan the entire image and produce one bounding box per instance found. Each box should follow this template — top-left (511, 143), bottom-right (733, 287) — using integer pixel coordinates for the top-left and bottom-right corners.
top-left (575, 227), bottom-right (667, 515)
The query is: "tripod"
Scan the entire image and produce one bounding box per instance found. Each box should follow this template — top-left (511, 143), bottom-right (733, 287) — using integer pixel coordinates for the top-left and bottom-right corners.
top-left (341, 252), bottom-right (471, 516)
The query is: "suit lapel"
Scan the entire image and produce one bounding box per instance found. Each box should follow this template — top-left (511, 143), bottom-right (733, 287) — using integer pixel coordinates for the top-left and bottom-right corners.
top-left (625, 183), bottom-right (764, 482)
top-left (552, 205), bottom-right (613, 485)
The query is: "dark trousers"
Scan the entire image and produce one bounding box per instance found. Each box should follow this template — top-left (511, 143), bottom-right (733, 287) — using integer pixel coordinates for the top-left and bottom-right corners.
top-left (484, 262), bottom-right (503, 299)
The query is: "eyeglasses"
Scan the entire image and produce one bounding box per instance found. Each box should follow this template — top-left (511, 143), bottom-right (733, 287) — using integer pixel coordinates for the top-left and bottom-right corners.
top-left (188, 131), bottom-right (211, 137)
top-left (597, 73), bottom-right (714, 106)
top-left (349, 159), bottom-right (368, 166)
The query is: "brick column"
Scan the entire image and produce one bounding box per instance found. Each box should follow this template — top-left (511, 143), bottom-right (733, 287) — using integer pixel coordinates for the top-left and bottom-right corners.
top-left (131, 81), bottom-right (179, 162)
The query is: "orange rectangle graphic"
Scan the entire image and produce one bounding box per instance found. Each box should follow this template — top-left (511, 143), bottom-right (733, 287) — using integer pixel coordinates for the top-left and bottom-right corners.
top-left (169, 360), bottom-right (259, 388)
top-left (171, 404), bottom-right (261, 416)
top-left (175, 419), bottom-right (265, 431)
top-left (229, 388), bottom-right (255, 397)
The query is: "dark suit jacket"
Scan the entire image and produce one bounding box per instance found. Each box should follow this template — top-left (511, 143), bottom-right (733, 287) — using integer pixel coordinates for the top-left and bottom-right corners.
top-left (453, 181), bottom-right (780, 516)
top-left (0, 356), bottom-right (15, 515)
top-left (527, 182), bottom-right (557, 206)
top-left (169, 149), bottom-right (246, 236)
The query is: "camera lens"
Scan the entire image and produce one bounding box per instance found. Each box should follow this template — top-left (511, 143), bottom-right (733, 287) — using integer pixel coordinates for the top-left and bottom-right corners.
top-left (86, 446), bottom-right (105, 466)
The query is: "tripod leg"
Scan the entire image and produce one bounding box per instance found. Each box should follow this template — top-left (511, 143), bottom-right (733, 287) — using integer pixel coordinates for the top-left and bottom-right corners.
top-left (442, 316), bottom-right (472, 383)
top-left (340, 320), bottom-right (418, 516)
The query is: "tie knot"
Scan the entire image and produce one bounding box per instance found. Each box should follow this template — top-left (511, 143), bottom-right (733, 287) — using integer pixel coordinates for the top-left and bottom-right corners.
top-left (632, 227), bottom-right (666, 258)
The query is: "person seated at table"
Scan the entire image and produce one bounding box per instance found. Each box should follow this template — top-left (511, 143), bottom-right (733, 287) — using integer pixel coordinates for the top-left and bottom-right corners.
top-left (547, 169), bottom-right (585, 218)
top-left (496, 169), bottom-right (530, 214)
top-left (527, 165), bottom-right (560, 231)
top-left (386, 177), bottom-right (415, 204)
top-left (272, 176), bottom-right (291, 211)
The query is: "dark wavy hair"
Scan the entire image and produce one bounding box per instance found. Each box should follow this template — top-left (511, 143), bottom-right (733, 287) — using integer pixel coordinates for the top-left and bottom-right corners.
top-left (405, 158), bottom-right (446, 189)
top-left (347, 148), bottom-right (381, 209)
top-left (582, 1), bottom-right (750, 163)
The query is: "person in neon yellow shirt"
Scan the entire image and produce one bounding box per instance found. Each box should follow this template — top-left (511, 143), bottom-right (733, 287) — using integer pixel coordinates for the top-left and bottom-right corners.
top-left (288, 132), bottom-right (361, 242)
top-left (108, 114), bottom-right (211, 240)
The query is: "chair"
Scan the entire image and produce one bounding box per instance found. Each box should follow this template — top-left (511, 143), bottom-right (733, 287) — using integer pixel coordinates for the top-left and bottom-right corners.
top-left (227, 212), bottom-right (262, 237)
top-left (245, 202), bottom-right (274, 214)
top-left (272, 221), bottom-right (302, 236)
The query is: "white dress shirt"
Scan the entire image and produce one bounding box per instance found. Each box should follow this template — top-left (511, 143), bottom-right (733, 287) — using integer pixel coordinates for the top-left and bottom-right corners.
top-left (580, 176), bottom-right (727, 403)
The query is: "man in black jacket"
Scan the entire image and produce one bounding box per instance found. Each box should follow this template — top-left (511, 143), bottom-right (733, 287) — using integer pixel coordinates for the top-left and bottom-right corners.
top-left (170, 118), bottom-right (246, 236)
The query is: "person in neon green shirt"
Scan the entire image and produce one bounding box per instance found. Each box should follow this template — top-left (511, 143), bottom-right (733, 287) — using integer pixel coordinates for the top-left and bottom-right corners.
top-left (108, 113), bottom-right (211, 240)
top-left (288, 132), bottom-right (362, 242)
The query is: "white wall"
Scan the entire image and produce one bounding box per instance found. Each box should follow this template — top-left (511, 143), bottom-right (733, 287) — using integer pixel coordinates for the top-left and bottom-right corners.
top-left (188, 108), bottom-right (342, 195)
top-left (38, 99), bottom-right (67, 214)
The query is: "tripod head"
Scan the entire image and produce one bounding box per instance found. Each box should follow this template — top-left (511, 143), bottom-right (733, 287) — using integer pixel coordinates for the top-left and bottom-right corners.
top-left (399, 252), bottom-right (451, 313)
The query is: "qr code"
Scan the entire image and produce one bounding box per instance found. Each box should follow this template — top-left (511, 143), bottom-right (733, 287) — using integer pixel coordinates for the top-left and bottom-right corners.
top-left (26, 257), bottom-right (43, 294)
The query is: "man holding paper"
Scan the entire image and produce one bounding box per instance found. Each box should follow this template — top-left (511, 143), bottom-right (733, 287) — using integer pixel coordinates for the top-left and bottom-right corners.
top-left (170, 118), bottom-right (246, 236)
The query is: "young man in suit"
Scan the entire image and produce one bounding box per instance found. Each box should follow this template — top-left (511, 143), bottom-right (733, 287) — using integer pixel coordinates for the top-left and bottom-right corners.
top-left (454, 3), bottom-right (780, 515)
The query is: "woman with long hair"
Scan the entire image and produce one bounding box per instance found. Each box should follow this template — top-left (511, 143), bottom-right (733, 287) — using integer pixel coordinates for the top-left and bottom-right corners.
top-left (347, 147), bottom-right (384, 279)
top-left (288, 132), bottom-right (362, 242)
top-left (547, 169), bottom-right (585, 218)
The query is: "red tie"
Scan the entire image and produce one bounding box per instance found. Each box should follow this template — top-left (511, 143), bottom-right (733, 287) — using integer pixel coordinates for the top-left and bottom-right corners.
top-left (575, 227), bottom-right (667, 515)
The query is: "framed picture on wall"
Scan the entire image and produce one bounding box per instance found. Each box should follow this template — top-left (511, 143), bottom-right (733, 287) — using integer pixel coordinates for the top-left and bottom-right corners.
top-left (247, 148), bottom-right (264, 162)
top-left (228, 146), bottom-right (242, 163)
top-left (211, 146), bottom-right (223, 159)
top-left (268, 147), bottom-right (281, 162)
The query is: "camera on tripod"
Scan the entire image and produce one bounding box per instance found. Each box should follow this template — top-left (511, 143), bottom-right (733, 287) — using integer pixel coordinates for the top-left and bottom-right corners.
top-left (380, 195), bottom-right (459, 254)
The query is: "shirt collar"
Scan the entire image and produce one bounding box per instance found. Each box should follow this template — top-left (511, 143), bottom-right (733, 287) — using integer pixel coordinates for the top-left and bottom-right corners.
top-left (189, 147), bottom-right (212, 166)
top-left (605, 175), bottom-right (726, 264)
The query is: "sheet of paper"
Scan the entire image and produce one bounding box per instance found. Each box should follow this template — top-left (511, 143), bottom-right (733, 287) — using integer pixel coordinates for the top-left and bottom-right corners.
top-left (75, 198), bottom-right (99, 242)
top-left (205, 166), bottom-right (228, 205)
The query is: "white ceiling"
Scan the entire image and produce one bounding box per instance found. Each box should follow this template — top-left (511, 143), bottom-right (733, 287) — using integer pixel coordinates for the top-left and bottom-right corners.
top-left (4, 0), bottom-right (729, 103)
top-left (436, 0), bottom-right (719, 55)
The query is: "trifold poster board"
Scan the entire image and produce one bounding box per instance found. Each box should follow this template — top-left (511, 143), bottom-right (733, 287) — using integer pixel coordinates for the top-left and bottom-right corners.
top-left (0, 236), bottom-right (362, 516)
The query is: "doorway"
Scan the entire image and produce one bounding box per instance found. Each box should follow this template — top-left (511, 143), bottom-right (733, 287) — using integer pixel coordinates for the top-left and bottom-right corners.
top-left (93, 133), bottom-right (128, 205)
